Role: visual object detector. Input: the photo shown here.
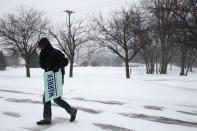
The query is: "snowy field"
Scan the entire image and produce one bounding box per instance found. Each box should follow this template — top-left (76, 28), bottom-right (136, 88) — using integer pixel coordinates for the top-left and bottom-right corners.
top-left (0, 66), bottom-right (197, 131)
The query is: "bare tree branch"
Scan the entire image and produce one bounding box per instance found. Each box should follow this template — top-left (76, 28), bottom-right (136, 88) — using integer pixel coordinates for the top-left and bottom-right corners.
top-left (0, 6), bottom-right (49, 77)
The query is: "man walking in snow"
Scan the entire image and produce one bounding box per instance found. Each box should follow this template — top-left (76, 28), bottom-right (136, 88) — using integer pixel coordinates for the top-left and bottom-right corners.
top-left (37, 37), bottom-right (77, 125)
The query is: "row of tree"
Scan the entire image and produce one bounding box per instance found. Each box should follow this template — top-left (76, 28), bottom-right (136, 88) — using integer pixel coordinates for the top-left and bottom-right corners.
top-left (138, 0), bottom-right (197, 76)
top-left (0, 7), bottom-right (89, 78)
top-left (0, 0), bottom-right (196, 78)
top-left (89, 0), bottom-right (197, 78)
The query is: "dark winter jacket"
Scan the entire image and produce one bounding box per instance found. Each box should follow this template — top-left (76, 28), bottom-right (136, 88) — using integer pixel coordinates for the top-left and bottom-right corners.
top-left (38, 38), bottom-right (68, 76)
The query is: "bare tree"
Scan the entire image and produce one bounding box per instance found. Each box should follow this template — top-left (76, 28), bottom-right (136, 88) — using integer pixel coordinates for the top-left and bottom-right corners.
top-left (143, 0), bottom-right (186, 74)
top-left (136, 8), bottom-right (159, 74)
top-left (140, 0), bottom-right (197, 76)
top-left (0, 7), bottom-right (49, 77)
top-left (162, 0), bottom-right (197, 75)
top-left (140, 34), bottom-right (158, 74)
top-left (91, 7), bottom-right (145, 78)
top-left (170, 0), bottom-right (197, 49)
top-left (50, 19), bottom-right (88, 77)
top-left (153, 0), bottom-right (176, 74)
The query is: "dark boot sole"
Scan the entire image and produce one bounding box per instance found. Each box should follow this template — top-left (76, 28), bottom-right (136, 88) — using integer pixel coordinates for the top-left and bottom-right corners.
top-left (37, 120), bottom-right (51, 125)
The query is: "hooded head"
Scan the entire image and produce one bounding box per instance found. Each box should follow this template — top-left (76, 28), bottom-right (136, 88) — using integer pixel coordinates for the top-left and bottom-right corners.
top-left (38, 38), bottom-right (53, 50)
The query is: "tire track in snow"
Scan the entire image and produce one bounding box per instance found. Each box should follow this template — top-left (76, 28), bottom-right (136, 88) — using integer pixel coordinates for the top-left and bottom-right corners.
top-left (5, 98), bottom-right (101, 114)
top-left (0, 89), bottom-right (40, 96)
top-left (119, 113), bottom-right (197, 128)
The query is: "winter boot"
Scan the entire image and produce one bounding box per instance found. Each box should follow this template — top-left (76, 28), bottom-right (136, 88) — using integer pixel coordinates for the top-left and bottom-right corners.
top-left (37, 120), bottom-right (51, 125)
top-left (70, 108), bottom-right (77, 122)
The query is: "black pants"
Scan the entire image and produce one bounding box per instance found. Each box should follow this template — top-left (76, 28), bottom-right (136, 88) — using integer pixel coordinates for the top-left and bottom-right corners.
top-left (43, 95), bottom-right (73, 121)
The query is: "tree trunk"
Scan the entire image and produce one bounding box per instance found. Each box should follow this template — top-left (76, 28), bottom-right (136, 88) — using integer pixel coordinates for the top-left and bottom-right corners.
top-left (144, 56), bottom-right (150, 74)
top-left (156, 52), bottom-right (159, 74)
top-left (145, 63), bottom-right (149, 74)
top-left (180, 45), bottom-right (187, 76)
top-left (150, 62), bottom-right (155, 74)
top-left (25, 61), bottom-right (30, 77)
top-left (125, 49), bottom-right (130, 79)
top-left (125, 60), bottom-right (130, 79)
top-left (160, 61), bottom-right (168, 74)
top-left (144, 52), bottom-right (150, 74)
top-left (69, 57), bottom-right (74, 78)
top-left (180, 61), bottom-right (185, 76)
top-left (160, 48), bottom-right (168, 74)
top-left (26, 67), bottom-right (30, 77)
top-left (180, 64), bottom-right (185, 76)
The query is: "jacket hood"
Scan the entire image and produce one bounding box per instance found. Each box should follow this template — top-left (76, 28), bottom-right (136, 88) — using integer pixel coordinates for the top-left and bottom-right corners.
top-left (38, 38), bottom-right (53, 50)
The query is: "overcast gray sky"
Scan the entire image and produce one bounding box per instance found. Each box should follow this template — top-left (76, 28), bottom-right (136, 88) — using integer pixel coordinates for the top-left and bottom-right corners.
top-left (0, 0), bottom-right (138, 23)
top-left (0, 0), bottom-right (139, 52)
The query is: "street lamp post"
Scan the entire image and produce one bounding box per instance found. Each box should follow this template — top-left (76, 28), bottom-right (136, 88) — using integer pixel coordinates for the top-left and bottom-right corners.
top-left (64, 10), bottom-right (75, 47)
top-left (64, 10), bottom-right (75, 77)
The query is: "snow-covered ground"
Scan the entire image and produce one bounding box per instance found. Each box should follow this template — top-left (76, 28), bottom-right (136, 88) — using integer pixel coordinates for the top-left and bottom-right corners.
top-left (0, 66), bottom-right (197, 131)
